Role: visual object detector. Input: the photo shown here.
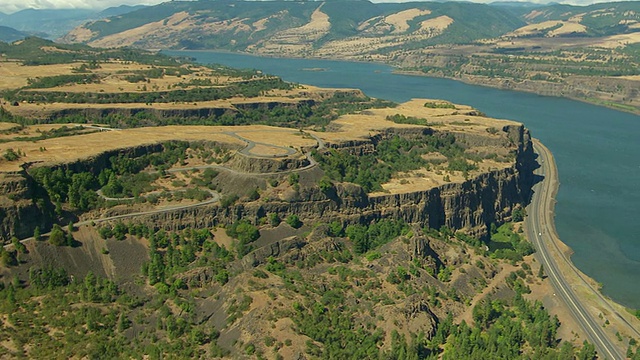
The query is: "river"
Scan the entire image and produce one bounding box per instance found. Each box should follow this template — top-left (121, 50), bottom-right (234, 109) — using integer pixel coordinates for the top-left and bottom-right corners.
top-left (165, 50), bottom-right (640, 309)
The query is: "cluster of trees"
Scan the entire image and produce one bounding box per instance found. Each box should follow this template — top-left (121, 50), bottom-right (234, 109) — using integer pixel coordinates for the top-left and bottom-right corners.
top-left (226, 220), bottom-right (260, 258)
top-left (2, 148), bottom-right (22, 161)
top-left (98, 224), bottom-right (233, 288)
top-left (0, 263), bottom-right (217, 358)
top-left (315, 134), bottom-right (477, 192)
top-left (314, 136), bottom-right (427, 192)
top-left (386, 114), bottom-right (437, 126)
top-left (345, 219), bottom-right (410, 254)
top-left (5, 78), bottom-right (291, 105)
top-left (26, 74), bottom-right (101, 89)
top-left (423, 101), bottom-right (456, 109)
top-left (488, 223), bottom-right (535, 262)
top-left (427, 294), bottom-right (597, 359)
top-left (29, 141), bottom-right (190, 212)
top-left (123, 68), bottom-right (166, 83)
top-left (30, 167), bottom-right (101, 213)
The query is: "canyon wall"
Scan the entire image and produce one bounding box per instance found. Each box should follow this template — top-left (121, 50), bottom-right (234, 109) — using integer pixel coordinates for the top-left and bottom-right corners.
top-left (0, 123), bottom-right (534, 241)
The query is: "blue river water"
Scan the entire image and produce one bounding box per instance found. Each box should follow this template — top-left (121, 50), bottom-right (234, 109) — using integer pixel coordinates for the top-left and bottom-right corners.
top-left (166, 50), bottom-right (640, 309)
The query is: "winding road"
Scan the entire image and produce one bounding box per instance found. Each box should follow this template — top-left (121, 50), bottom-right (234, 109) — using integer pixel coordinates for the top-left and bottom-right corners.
top-left (526, 140), bottom-right (626, 360)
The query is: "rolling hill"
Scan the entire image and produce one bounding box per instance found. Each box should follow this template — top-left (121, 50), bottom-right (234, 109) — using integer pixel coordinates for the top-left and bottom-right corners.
top-left (0, 5), bottom-right (146, 40)
top-left (0, 25), bottom-right (27, 43)
top-left (56, 0), bottom-right (640, 114)
top-left (61, 0), bottom-right (640, 53)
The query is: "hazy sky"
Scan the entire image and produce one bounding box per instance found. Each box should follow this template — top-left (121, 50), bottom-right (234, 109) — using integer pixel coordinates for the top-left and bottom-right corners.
top-left (0, 0), bottom-right (633, 15)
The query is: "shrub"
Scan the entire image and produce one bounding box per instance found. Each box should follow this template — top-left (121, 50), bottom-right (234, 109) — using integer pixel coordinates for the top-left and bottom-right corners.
top-left (286, 214), bottom-right (302, 229)
top-left (49, 224), bottom-right (67, 246)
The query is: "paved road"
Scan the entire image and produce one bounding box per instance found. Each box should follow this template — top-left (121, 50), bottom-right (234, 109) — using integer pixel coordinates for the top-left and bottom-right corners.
top-left (526, 140), bottom-right (625, 360)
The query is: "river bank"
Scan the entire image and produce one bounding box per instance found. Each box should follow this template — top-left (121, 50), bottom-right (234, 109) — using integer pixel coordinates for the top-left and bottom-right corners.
top-left (527, 139), bottom-right (640, 355)
top-left (394, 69), bottom-right (640, 116)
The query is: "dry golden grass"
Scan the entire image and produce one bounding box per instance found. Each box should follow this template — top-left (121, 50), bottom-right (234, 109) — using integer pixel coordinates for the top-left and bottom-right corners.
top-left (0, 125), bottom-right (246, 172)
top-left (315, 16), bottom-right (451, 58)
top-left (0, 60), bottom-right (246, 98)
top-left (0, 62), bottom-right (76, 90)
top-left (384, 9), bottom-right (432, 34)
top-left (89, 12), bottom-right (192, 48)
top-left (510, 21), bottom-right (562, 37)
top-left (246, 144), bottom-right (290, 156)
top-left (249, 5), bottom-right (330, 55)
top-left (0, 122), bottom-right (19, 131)
top-left (234, 129), bottom-right (316, 148)
top-left (549, 22), bottom-right (587, 37)
top-left (418, 15), bottom-right (454, 34)
top-left (0, 123), bottom-right (94, 141)
top-left (590, 32), bottom-right (640, 48)
top-left (0, 124), bottom-right (328, 172)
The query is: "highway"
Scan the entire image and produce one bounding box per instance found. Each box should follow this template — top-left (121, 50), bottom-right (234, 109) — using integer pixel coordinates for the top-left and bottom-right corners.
top-left (526, 140), bottom-right (625, 360)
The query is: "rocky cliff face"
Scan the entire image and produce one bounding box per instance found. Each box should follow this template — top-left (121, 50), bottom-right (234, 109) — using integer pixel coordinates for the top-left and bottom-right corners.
top-left (0, 116), bottom-right (534, 243)
top-left (102, 123), bottom-right (534, 241)
top-left (0, 172), bottom-right (53, 240)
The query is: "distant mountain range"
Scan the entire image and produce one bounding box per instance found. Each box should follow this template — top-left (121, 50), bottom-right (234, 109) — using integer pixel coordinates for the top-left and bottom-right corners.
top-left (0, 5), bottom-right (146, 40)
top-left (56, 0), bottom-right (640, 57)
top-left (0, 25), bottom-right (27, 43)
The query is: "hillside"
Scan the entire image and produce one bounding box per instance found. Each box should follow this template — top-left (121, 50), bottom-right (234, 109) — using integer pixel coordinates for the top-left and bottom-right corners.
top-left (62, 0), bottom-right (524, 51)
top-left (0, 6), bottom-right (146, 39)
top-left (58, 0), bottom-right (640, 113)
top-left (0, 25), bottom-right (26, 43)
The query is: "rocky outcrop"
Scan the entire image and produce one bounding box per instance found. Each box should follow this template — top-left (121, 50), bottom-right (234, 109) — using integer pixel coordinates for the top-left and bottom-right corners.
top-left (226, 152), bottom-right (309, 173)
top-left (108, 126), bottom-right (534, 240)
top-left (0, 172), bottom-right (53, 240)
top-left (0, 118), bottom-right (534, 243)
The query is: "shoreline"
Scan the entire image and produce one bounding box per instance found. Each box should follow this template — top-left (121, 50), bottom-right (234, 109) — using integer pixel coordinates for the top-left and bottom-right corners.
top-left (394, 69), bottom-right (640, 117)
top-left (162, 49), bottom-right (640, 115)
top-left (164, 49), bottom-right (639, 116)
top-left (529, 139), bottom-right (640, 351)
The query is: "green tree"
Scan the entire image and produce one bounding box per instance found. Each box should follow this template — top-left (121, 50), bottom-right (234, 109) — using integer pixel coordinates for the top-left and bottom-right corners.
top-left (11, 237), bottom-right (27, 254)
top-left (268, 213), bottom-right (281, 227)
top-left (66, 221), bottom-right (76, 246)
top-left (0, 248), bottom-right (18, 267)
top-left (286, 214), bottom-right (302, 229)
top-left (577, 341), bottom-right (597, 360)
top-left (49, 224), bottom-right (66, 246)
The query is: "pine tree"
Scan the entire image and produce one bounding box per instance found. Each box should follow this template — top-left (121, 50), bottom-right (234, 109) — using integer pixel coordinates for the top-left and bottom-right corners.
top-left (49, 224), bottom-right (66, 246)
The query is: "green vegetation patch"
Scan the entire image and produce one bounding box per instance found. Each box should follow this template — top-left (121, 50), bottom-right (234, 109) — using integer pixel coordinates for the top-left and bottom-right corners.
top-left (25, 74), bottom-right (101, 89)
top-left (314, 133), bottom-right (478, 192)
top-left (346, 219), bottom-right (410, 254)
top-left (488, 223), bottom-right (535, 262)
